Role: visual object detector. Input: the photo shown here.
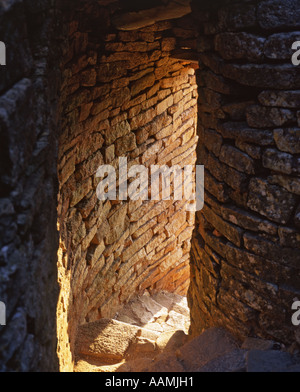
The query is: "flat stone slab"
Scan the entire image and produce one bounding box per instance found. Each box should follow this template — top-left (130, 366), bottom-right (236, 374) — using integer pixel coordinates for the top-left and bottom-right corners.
top-left (112, 0), bottom-right (191, 31)
top-left (153, 291), bottom-right (190, 317)
top-left (156, 330), bottom-right (188, 353)
top-left (76, 319), bottom-right (139, 362)
top-left (143, 352), bottom-right (186, 373)
top-left (197, 349), bottom-right (248, 372)
top-left (242, 337), bottom-right (280, 351)
top-left (246, 350), bottom-right (298, 372)
top-left (176, 327), bottom-right (239, 371)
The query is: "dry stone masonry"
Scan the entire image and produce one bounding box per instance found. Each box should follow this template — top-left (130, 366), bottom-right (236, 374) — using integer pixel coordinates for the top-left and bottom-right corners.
top-left (0, 0), bottom-right (61, 372)
top-left (0, 0), bottom-right (299, 372)
top-left (56, 1), bottom-right (198, 371)
top-left (188, 0), bottom-right (300, 346)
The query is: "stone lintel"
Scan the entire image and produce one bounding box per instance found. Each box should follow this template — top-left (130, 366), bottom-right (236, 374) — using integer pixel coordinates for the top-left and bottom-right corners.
top-left (112, 0), bottom-right (191, 31)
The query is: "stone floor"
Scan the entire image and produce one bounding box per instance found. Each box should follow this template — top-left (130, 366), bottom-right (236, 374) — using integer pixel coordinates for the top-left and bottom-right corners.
top-left (74, 291), bottom-right (300, 372)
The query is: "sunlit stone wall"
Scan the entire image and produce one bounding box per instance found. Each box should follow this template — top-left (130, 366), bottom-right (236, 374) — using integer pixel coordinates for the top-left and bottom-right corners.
top-left (56, 1), bottom-right (198, 371)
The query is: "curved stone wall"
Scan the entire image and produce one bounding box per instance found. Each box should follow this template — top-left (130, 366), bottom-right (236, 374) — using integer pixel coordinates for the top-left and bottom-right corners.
top-left (56, 1), bottom-right (198, 371)
top-left (188, 0), bottom-right (300, 345)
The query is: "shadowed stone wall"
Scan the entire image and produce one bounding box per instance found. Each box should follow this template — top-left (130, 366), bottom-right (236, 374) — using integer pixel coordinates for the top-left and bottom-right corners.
top-left (188, 0), bottom-right (300, 345)
top-left (0, 0), bottom-right (61, 372)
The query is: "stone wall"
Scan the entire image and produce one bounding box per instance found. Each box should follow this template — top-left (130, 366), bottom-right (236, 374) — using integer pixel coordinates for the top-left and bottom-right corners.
top-left (56, 1), bottom-right (198, 371)
top-left (0, 0), bottom-right (60, 372)
top-left (0, 0), bottom-right (198, 372)
top-left (188, 0), bottom-right (300, 345)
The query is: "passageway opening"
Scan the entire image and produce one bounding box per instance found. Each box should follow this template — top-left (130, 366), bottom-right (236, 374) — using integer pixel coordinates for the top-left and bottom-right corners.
top-left (55, 1), bottom-right (199, 371)
top-left (0, 0), bottom-right (299, 373)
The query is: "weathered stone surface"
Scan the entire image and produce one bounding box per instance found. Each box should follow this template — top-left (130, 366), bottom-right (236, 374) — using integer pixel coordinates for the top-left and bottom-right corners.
top-left (221, 205), bottom-right (277, 235)
top-left (258, 90), bottom-right (300, 109)
top-left (218, 3), bottom-right (257, 31)
top-left (219, 145), bottom-right (255, 175)
top-left (131, 72), bottom-right (155, 96)
top-left (225, 244), bottom-right (293, 286)
top-left (76, 319), bottom-right (139, 360)
top-left (223, 101), bottom-right (255, 121)
top-left (162, 37), bottom-right (176, 52)
top-left (235, 140), bottom-right (261, 160)
top-left (269, 174), bottom-right (300, 196)
top-left (76, 290), bottom-right (300, 372)
top-left (206, 153), bottom-right (248, 192)
top-left (247, 178), bottom-right (297, 223)
top-left (197, 349), bottom-right (247, 372)
top-left (295, 204), bottom-right (300, 228)
top-left (177, 328), bottom-right (238, 372)
top-left (202, 205), bottom-right (242, 247)
top-left (243, 231), bottom-right (300, 266)
top-left (258, 0), bottom-right (300, 30)
top-left (242, 338), bottom-right (279, 351)
top-left (278, 227), bottom-right (300, 248)
top-left (200, 70), bottom-right (234, 95)
top-left (97, 61), bottom-right (128, 83)
top-left (157, 95), bottom-right (174, 115)
top-left (263, 149), bottom-right (293, 174)
top-left (112, 0), bottom-right (191, 31)
top-left (106, 204), bottom-right (129, 245)
top-left (246, 350), bottom-right (297, 372)
top-left (246, 106), bottom-right (295, 128)
top-left (215, 33), bottom-right (265, 61)
top-left (204, 171), bottom-right (230, 203)
top-left (219, 122), bottom-right (274, 146)
top-left (115, 133), bottom-right (136, 155)
top-left (274, 128), bottom-right (300, 154)
top-left (203, 129), bottom-right (223, 157)
top-left (106, 120), bottom-right (131, 145)
top-left (221, 64), bottom-right (300, 89)
top-left (0, 308), bottom-right (27, 366)
top-left (75, 150), bottom-right (104, 181)
top-left (264, 32), bottom-right (300, 60)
